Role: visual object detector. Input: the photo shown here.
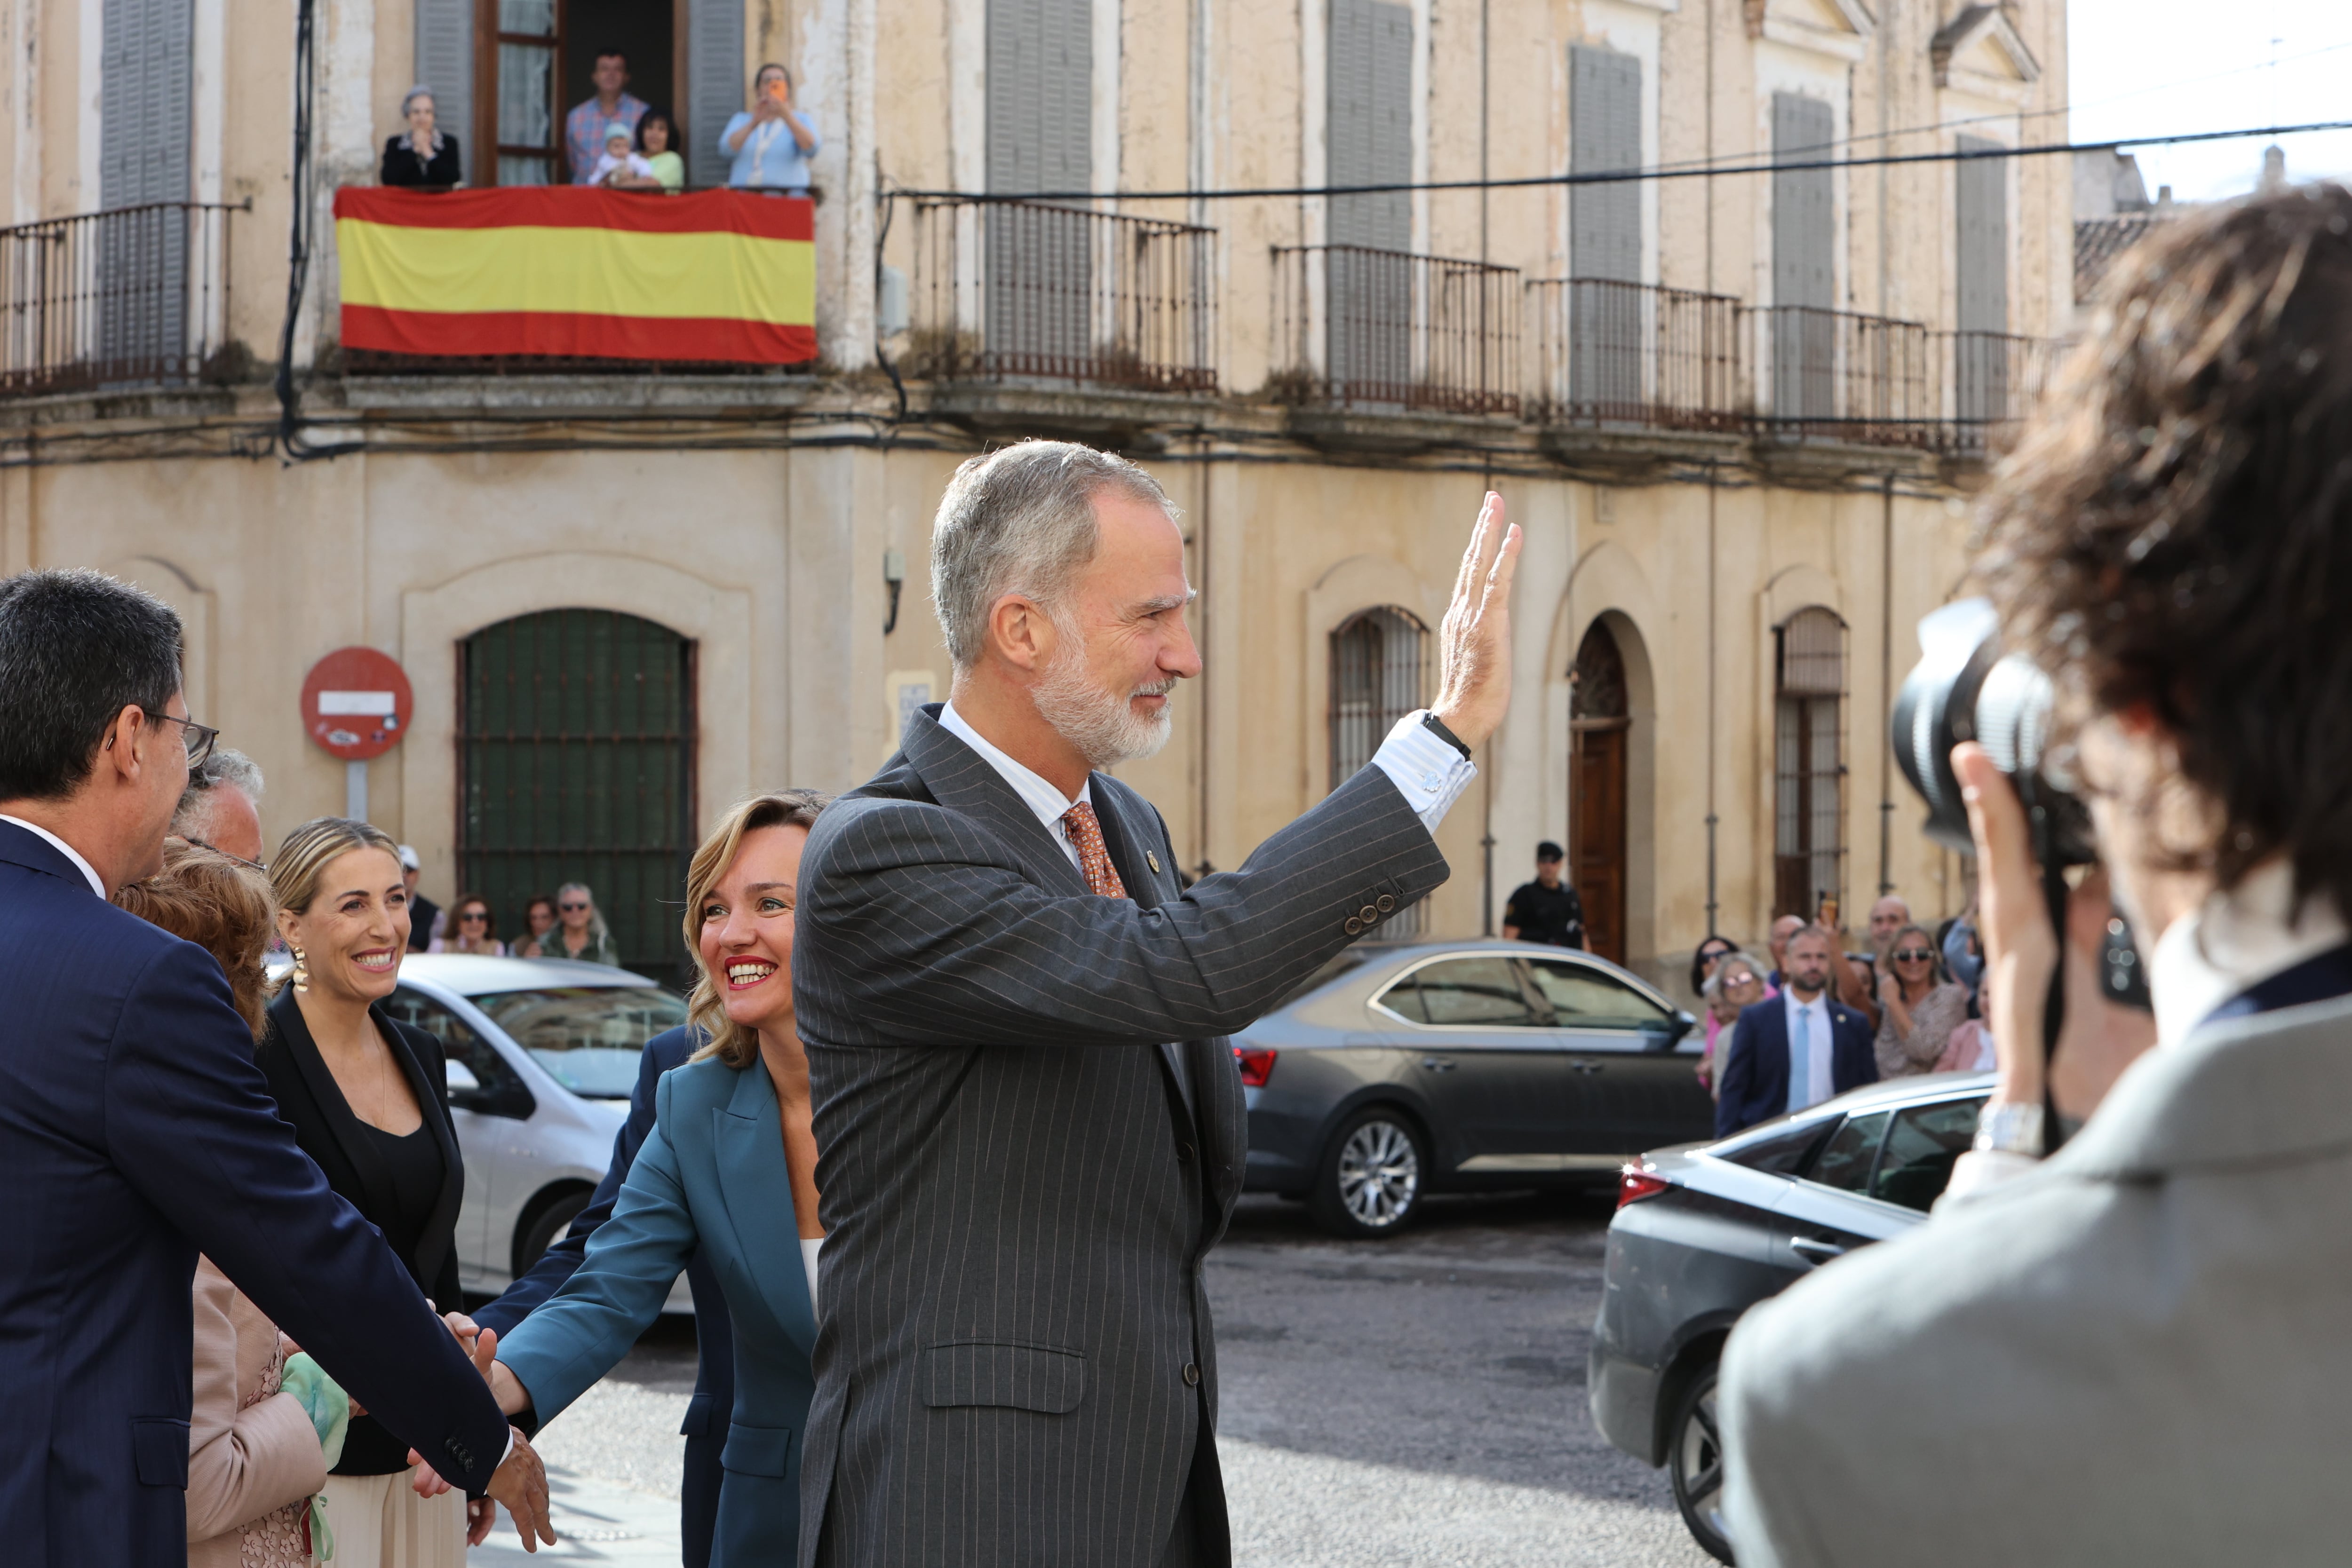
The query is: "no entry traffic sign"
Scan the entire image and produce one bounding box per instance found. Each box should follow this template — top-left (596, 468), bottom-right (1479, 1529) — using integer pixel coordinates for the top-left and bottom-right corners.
top-left (300, 647), bottom-right (414, 762)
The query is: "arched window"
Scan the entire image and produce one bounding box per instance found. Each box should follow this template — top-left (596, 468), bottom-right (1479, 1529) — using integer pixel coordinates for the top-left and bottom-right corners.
top-left (459, 609), bottom-right (697, 984)
top-left (1773, 607), bottom-right (1846, 922)
top-left (1329, 606), bottom-right (1430, 790)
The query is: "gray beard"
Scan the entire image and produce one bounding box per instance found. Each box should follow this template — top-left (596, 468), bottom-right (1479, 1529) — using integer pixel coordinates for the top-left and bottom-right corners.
top-left (1032, 643), bottom-right (1174, 769)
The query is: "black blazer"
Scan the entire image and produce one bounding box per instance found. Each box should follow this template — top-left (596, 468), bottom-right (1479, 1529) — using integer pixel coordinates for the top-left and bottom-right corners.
top-left (381, 133), bottom-right (462, 188)
top-left (259, 987), bottom-right (467, 1472)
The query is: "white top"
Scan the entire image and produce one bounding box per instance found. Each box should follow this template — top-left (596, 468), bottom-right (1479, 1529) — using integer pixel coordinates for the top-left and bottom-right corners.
top-left (1783, 986), bottom-right (1837, 1114)
top-left (0, 815), bottom-right (106, 897)
top-left (935, 701), bottom-right (1476, 865)
top-left (591, 150), bottom-right (654, 182)
top-left (801, 1235), bottom-right (822, 1308)
top-left (2147, 856), bottom-right (2350, 1047)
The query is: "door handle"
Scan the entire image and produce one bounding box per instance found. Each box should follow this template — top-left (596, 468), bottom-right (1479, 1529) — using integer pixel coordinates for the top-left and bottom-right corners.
top-left (1570, 1061), bottom-right (1606, 1075)
top-left (1420, 1057), bottom-right (1457, 1072)
top-left (1790, 1236), bottom-right (1848, 1264)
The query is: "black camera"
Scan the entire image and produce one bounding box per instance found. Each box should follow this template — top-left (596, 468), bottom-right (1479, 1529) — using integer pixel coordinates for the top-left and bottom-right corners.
top-left (1891, 598), bottom-right (2095, 868)
top-left (1892, 598), bottom-right (2148, 1012)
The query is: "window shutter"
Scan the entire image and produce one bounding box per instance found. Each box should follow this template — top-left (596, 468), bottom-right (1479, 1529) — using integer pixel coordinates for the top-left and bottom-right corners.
top-left (688, 0), bottom-right (747, 189)
top-left (413, 0), bottom-right (473, 172)
top-left (1568, 45), bottom-right (1640, 284)
top-left (987, 0), bottom-right (1088, 196)
top-left (1955, 135), bottom-right (2006, 333)
top-left (102, 0), bottom-right (193, 208)
top-left (1770, 92), bottom-right (1834, 311)
top-left (1328, 0), bottom-right (1408, 252)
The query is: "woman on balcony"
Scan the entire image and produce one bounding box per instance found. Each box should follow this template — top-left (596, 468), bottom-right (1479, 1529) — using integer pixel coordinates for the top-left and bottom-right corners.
top-left (381, 86), bottom-right (462, 189)
top-left (603, 108), bottom-right (686, 193)
top-left (720, 64), bottom-right (818, 192)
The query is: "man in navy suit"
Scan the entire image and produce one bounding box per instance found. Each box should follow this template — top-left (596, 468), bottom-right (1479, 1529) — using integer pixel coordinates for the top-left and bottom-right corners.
top-left (0, 570), bottom-right (555, 1567)
top-left (476, 1024), bottom-right (735, 1568)
top-left (1716, 923), bottom-right (1877, 1137)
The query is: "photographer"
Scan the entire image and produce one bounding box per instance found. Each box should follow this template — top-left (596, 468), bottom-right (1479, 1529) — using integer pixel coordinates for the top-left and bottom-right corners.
top-left (1718, 183), bottom-right (2352, 1564)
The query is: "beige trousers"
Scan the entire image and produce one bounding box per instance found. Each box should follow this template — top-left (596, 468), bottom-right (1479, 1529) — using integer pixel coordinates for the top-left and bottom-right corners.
top-left (313, 1473), bottom-right (465, 1568)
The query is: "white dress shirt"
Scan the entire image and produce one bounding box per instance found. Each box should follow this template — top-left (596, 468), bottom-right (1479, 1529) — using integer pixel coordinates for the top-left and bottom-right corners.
top-left (0, 815), bottom-right (106, 897)
top-left (1783, 987), bottom-right (1836, 1114)
top-left (937, 703), bottom-right (1097, 873)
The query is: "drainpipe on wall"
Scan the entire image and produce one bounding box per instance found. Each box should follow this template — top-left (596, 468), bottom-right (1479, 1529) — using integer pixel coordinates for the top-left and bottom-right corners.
top-left (1705, 464), bottom-right (1720, 938)
top-left (1877, 473), bottom-right (1895, 896)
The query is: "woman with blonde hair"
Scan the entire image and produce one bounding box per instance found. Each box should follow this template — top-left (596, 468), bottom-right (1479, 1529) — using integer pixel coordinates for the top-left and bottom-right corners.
top-left (117, 843), bottom-right (340, 1568)
top-left (487, 790), bottom-right (829, 1565)
top-left (257, 818), bottom-right (478, 1567)
top-left (1872, 920), bottom-right (1971, 1079)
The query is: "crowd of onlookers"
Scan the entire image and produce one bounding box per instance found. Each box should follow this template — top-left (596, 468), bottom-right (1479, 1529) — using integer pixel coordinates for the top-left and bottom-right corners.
top-left (379, 49), bottom-right (819, 196)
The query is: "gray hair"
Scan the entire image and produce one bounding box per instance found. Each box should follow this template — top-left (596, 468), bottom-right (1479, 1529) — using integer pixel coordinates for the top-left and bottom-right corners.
top-left (557, 880), bottom-right (612, 945)
top-left (1702, 950), bottom-right (1764, 1002)
top-left (929, 440), bottom-right (1175, 668)
top-left (402, 85), bottom-right (436, 116)
top-left (172, 746), bottom-right (263, 831)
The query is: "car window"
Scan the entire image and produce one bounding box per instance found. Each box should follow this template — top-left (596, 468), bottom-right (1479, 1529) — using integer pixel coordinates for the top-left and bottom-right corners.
top-left (471, 987), bottom-right (690, 1099)
top-left (1279, 948), bottom-right (1371, 1009)
top-left (1716, 1116), bottom-right (1835, 1175)
top-left (384, 988), bottom-right (533, 1118)
top-left (1805, 1109), bottom-right (1891, 1194)
top-left (1870, 1096), bottom-right (1986, 1212)
top-left (1522, 958), bottom-right (1673, 1030)
top-left (1381, 957), bottom-right (1538, 1027)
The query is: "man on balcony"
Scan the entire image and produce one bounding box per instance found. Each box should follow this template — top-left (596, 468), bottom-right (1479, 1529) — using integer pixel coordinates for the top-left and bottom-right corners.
top-left (566, 49), bottom-right (646, 184)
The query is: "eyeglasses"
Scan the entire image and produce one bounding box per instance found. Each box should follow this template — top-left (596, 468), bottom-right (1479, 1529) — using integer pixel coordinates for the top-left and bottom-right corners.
top-left (1891, 948), bottom-right (1935, 963)
top-left (152, 712), bottom-right (219, 768)
top-left (459, 909), bottom-right (489, 923)
top-left (559, 902), bottom-right (591, 912)
top-left (179, 835), bottom-right (267, 874)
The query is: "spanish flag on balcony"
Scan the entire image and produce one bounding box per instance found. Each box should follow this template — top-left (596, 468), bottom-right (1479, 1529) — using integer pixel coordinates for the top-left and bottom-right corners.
top-left (334, 188), bottom-right (817, 364)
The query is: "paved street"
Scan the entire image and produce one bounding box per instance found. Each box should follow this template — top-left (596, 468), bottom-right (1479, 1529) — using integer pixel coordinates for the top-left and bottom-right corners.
top-left (475, 1189), bottom-right (1709, 1567)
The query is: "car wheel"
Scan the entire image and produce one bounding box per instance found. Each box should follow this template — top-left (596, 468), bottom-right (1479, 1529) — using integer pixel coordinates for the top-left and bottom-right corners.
top-left (1668, 1360), bottom-right (1735, 1564)
top-left (515, 1189), bottom-right (590, 1277)
top-left (1308, 1108), bottom-right (1426, 1239)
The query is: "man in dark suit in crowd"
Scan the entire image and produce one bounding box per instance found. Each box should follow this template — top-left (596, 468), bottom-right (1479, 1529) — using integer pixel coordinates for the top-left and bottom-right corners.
top-left (475, 1024), bottom-right (735, 1568)
top-left (1715, 923), bottom-right (1877, 1137)
top-left (0, 570), bottom-right (555, 1567)
top-left (793, 443), bottom-right (1522, 1568)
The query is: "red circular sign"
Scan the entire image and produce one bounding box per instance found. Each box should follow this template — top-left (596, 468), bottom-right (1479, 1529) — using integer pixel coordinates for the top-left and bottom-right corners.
top-left (300, 647), bottom-right (415, 761)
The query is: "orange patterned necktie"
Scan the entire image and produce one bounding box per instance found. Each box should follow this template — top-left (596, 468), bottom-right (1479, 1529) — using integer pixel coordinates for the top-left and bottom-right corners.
top-left (1060, 801), bottom-right (1129, 899)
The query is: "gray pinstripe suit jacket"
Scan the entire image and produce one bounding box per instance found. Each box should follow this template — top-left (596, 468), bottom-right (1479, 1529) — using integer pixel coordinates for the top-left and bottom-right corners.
top-left (792, 705), bottom-right (1449, 1568)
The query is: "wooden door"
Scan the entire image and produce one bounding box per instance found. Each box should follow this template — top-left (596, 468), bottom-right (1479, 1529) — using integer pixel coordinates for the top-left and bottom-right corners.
top-left (1572, 723), bottom-right (1628, 964)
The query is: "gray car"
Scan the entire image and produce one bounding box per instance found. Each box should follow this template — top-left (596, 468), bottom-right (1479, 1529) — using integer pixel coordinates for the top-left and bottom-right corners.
top-left (373, 954), bottom-right (693, 1308)
top-left (1234, 939), bottom-right (1707, 1238)
top-left (1588, 1070), bottom-right (1994, 1561)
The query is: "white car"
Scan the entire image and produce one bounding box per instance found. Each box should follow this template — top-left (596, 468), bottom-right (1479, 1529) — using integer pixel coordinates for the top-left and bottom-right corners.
top-left (376, 954), bottom-right (694, 1310)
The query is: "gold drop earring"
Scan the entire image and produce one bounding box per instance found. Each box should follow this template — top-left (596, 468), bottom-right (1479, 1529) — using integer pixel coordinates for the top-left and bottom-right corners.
top-left (291, 947), bottom-right (310, 994)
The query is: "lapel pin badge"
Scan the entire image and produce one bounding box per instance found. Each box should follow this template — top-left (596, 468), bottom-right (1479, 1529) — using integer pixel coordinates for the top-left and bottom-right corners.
top-left (1147, 850), bottom-right (1162, 874)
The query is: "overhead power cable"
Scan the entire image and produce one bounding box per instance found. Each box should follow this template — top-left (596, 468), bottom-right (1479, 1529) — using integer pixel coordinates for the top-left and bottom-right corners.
top-left (887, 118), bottom-right (2352, 205)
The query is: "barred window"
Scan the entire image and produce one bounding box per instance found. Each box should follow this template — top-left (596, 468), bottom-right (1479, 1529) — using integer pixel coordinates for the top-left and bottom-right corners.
top-left (1773, 607), bottom-right (1846, 922)
top-left (1331, 605), bottom-right (1430, 936)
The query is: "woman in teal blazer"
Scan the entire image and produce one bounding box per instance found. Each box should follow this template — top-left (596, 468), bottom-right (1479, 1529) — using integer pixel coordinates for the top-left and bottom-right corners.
top-left (486, 792), bottom-right (831, 1565)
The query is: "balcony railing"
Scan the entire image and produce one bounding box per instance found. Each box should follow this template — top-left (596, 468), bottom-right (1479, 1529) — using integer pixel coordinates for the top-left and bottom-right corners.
top-left (907, 198), bottom-right (1217, 392)
top-left (1753, 305), bottom-right (1938, 445)
top-left (0, 201), bottom-right (241, 398)
top-left (1933, 329), bottom-right (2060, 456)
top-left (1271, 244), bottom-right (1519, 417)
top-left (1527, 278), bottom-right (1743, 431)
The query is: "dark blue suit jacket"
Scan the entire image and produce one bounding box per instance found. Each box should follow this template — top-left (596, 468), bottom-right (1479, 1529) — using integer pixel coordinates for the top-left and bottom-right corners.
top-left (1715, 990), bottom-right (1878, 1138)
top-left (0, 821), bottom-right (511, 1568)
top-left (476, 1025), bottom-right (733, 1568)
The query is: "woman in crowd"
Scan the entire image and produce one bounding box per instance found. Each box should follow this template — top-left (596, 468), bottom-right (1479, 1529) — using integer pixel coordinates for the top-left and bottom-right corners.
top-left (1688, 934), bottom-right (1738, 1003)
top-left (428, 892), bottom-right (506, 956)
top-left (261, 818), bottom-right (475, 1568)
top-left (1872, 921), bottom-right (1971, 1079)
top-left (548, 881), bottom-right (620, 965)
top-left (605, 107), bottom-right (687, 192)
top-left (1696, 951), bottom-right (1770, 1098)
top-left (381, 86), bottom-right (462, 188)
top-left (514, 893), bottom-right (558, 958)
top-left (117, 843), bottom-right (339, 1568)
top-left (721, 64), bottom-right (819, 191)
top-left (1935, 968), bottom-right (1995, 1074)
top-left (489, 792), bottom-right (828, 1564)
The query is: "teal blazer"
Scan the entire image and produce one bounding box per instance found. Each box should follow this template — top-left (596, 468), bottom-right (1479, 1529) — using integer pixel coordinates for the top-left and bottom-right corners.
top-left (496, 1055), bottom-right (817, 1565)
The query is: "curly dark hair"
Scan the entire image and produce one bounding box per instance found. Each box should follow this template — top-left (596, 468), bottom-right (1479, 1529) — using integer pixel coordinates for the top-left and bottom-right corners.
top-left (1972, 182), bottom-right (2352, 918)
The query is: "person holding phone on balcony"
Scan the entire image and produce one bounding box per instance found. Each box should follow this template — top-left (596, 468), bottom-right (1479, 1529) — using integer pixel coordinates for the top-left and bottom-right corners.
top-left (721, 64), bottom-right (819, 192)
top-left (381, 87), bottom-right (461, 189)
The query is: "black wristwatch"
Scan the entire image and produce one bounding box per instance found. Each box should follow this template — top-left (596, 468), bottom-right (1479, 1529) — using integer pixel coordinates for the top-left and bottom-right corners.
top-left (1421, 711), bottom-right (1472, 761)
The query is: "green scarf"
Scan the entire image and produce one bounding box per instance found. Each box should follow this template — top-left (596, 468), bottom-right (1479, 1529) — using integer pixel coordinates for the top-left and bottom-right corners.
top-left (278, 1353), bottom-right (350, 1560)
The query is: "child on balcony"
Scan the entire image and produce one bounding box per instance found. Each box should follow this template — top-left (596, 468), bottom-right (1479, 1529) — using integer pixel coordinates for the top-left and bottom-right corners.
top-left (591, 124), bottom-right (655, 188)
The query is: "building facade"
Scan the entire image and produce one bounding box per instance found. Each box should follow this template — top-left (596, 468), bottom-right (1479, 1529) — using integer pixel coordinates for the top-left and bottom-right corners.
top-left (0, 0), bottom-right (2067, 992)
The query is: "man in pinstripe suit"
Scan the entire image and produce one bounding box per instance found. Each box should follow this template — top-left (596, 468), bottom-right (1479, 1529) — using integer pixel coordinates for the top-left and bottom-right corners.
top-left (793, 441), bottom-right (1522, 1567)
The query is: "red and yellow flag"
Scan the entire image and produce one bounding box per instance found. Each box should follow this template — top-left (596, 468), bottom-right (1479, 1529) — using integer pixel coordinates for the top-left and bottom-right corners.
top-left (334, 188), bottom-right (817, 364)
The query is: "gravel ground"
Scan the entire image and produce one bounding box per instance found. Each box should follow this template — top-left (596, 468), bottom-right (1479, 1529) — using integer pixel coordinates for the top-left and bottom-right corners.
top-left (514, 1188), bottom-right (1710, 1567)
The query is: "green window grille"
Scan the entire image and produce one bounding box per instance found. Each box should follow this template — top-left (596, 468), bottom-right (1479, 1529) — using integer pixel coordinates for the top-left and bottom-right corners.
top-left (458, 609), bottom-right (697, 984)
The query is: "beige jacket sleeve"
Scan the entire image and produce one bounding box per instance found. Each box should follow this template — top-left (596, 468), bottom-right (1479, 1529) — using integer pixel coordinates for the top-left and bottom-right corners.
top-left (185, 1259), bottom-right (330, 1545)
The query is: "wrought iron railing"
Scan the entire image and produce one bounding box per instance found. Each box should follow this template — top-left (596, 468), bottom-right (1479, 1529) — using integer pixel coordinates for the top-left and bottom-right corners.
top-left (1526, 277), bottom-right (1744, 431)
top-left (907, 197), bottom-right (1217, 392)
top-left (0, 201), bottom-right (242, 398)
top-left (1752, 305), bottom-right (1937, 444)
top-left (1932, 329), bottom-right (2060, 457)
top-left (1270, 244), bottom-right (1520, 416)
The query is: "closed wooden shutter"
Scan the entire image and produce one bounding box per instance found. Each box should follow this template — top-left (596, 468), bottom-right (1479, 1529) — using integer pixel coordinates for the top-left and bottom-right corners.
top-left (688, 0), bottom-right (747, 189)
top-left (413, 0), bottom-right (473, 172)
top-left (1327, 0), bottom-right (1411, 396)
top-left (1771, 92), bottom-right (1835, 418)
top-left (984, 0), bottom-right (1092, 369)
top-left (1955, 134), bottom-right (2009, 422)
top-left (1568, 45), bottom-right (1640, 284)
top-left (100, 0), bottom-right (193, 209)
